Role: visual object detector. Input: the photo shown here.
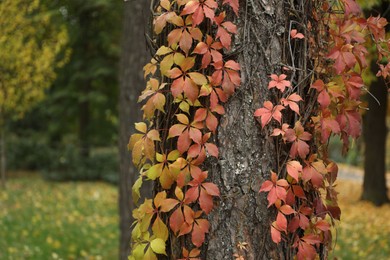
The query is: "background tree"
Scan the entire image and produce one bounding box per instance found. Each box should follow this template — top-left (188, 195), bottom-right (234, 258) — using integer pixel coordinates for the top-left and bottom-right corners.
top-left (0, 0), bottom-right (68, 187)
top-left (361, 0), bottom-right (390, 205)
top-left (6, 0), bottom-right (122, 183)
top-left (45, 0), bottom-right (121, 158)
top-left (118, 0), bottom-right (151, 259)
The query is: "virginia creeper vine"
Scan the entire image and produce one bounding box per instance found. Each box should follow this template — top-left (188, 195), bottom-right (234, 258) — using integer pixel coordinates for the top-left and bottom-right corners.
top-left (129, 0), bottom-right (390, 259)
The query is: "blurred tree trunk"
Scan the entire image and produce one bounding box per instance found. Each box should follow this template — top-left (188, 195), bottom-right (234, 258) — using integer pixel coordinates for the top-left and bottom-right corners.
top-left (118, 1), bottom-right (151, 259)
top-left (79, 81), bottom-right (91, 158)
top-left (362, 69), bottom-right (389, 205)
top-left (0, 127), bottom-right (6, 188)
top-left (362, 2), bottom-right (389, 206)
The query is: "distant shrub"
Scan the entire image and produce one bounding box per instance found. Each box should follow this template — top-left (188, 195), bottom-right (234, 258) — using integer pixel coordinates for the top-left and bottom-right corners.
top-left (41, 146), bottom-right (119, 184)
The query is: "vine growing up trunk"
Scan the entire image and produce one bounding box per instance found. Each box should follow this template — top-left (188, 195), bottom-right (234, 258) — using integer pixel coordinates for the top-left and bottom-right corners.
top-left (128, 0), bottom-right (390, 259)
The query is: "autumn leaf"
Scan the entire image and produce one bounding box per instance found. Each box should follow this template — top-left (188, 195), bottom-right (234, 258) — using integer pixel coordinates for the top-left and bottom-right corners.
top-left (285, 121), bottom-right (312, 159)
top-left (168, 114), bottom-right (204, 154)
top-left (286, 160), bottom-right (303, 182)
top-left (259, 171), bottom-right (289, 207)
top-left (290, 29), bottom-right (304, 39)
top-left (186, 171), bottom-right (220, 214)
top-left (211, 60), bottom-right (240, 95)
top-left (268, 74), bottom-right (291, 92)
top-left (214, 12), bottom-right (237, 49)
top-left (193, 35), bottom-right (223, 68)
top-left (222, 0), bottom-right (239, 16)
top-left (167, 56), bottom-right (207, 102)
top-left (302, 154), bottom-right (326, 188)
top-left (281, 93), bottom-right (302, 115)
top-left (327, 44), bottom-right (356, 74)
top-left (254, 101), bottom-right (284, 128)
top-left (181, 0), bottom-right (218, 26)
top-left (128, 122), bottom-right (161, 166)
top-left (167, 14), bottom-right (203, 54)
top-left (138, 78), bottom-right (167, 119)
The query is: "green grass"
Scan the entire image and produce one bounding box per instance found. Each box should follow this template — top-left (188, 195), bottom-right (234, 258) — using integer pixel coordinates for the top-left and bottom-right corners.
top-left (0, 175), bottom-right (118, 259)
top-left (332, 180), bottom-right (390, 259)
top-left (0, 175), bottom-right (389, 259)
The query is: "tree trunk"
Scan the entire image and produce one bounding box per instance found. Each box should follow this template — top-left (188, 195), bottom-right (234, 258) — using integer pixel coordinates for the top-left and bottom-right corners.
top-left (0, 127), bottom-right (6, 188)
top-left (362, 71), bottom-right (389, 205)
top-left (361, 1), bottom-right (389, 206)
top-left (79, 81), bottom-right (91, 159)
top-left (118, 1), bottom-right (151, 259)
top-left (206, 1), bottom-right (290, 258)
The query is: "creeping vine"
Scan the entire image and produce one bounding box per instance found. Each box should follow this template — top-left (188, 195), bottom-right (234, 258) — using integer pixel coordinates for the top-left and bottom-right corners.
top-left (129, 0), bottom-right (390, 259)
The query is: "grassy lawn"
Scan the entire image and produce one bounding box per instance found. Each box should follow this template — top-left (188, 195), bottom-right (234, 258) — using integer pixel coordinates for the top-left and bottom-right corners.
top-left (0, 175), bottom-right (389, 259)
top-left (0, 175), bottom-right (118, 259)
top-left (332, 180), bottom-right (390, 260)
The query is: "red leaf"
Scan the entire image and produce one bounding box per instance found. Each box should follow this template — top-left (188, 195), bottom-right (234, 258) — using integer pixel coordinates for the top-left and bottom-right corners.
top-left (199, 188), bottom-right (214, 214)
top-left (170, 207), bottom-right (184, 234)
top-left (271, 225), bottom-right (281, 243)
top-left (202, 182), bottom-right (220, 196)
top-left (315, 219), bottom-right (330, 231)
top-left (280, 204), bottom-right (296, 215)
top-left (205, 142), bottom-right (219, 158)
top-left (268, 74), bottom-right (291, 92)
top-left (302, 234), bottom-right (321, 245)
top-left (286, 160), bottom-right (302, 182)
top-left (259, 180), bottom-right (273, 192)
top-left (192, 218), bottom-right (209, 247)
top-left (281, 93), bottom-right (302, 115)
top-left (254, 101), bottom-right (284, 128)
top-left (222, 0), bottom-right (239, 15)
top-left (185, 186), bottom-right (200, 204)
top-left (178, 130), bottom-right (192, 154)
top-left (297, 241), bottom-right (317, 260)
top-left (205, 112), bottom-right (218, 132)
top-left (290, 29), bottom-right (305, 39)
top-left (275, 212), bottom-right (287, 233)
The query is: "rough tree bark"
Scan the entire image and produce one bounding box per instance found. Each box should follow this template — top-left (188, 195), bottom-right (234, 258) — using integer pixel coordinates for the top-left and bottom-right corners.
top-left (362, 1), bottom-right (389, 206)
top-left (118, 1), bottom-right (151, 259)
top-left (206, 1), bottom-right (291, 259)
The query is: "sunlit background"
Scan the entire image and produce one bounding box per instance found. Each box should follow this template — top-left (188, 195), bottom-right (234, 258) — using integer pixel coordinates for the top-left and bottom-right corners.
top-left (0, 0), bottom-right (389, 259)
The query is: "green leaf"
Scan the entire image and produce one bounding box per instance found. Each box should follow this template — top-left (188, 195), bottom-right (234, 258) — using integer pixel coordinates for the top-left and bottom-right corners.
top-left (150, 238), bottom-right (167, 255)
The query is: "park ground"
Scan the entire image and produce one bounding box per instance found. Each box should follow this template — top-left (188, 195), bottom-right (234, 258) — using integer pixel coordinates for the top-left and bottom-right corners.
top-left (0, 168), bottom-right (389, 260)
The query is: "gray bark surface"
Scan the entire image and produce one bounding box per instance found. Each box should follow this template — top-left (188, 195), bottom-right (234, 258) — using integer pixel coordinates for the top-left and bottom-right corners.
top-left (206, 1), bottom-right (289, 259)
top-left (118, 1), bottom-right (151, 259)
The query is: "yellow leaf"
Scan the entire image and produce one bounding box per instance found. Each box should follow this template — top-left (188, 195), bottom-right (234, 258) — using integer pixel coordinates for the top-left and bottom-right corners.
top-left (152, 217), bottom-right (168, 241)
top-left (132, 176), bottom-right (143, 204)
top-left (146, 163), bottom-right (163, 180)
top-left (156, 46), bottom-right (173, 56)
top-left (160, 54), bottom-right (174, 76)
top-left (135, 122), bottom-right (147, 133)
top-left (150, 238), bottom-right (167, 255)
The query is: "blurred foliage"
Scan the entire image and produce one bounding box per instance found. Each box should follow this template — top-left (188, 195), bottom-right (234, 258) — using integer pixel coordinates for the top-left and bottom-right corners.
top-left (40, 146), bottom-right (119, 184)
top-left (0, 176), bottom-right (118, 259)
top-left (40, 0), bottom-right (121, 147)
top-left (0, 0), bottom-right (68, 121)
top-left (5, 0), bottom-right (122, 181)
